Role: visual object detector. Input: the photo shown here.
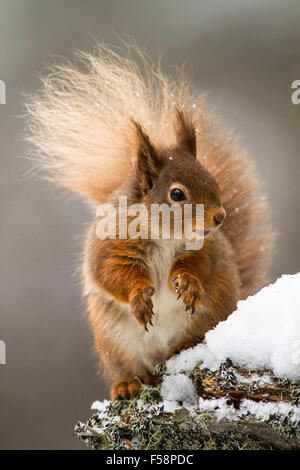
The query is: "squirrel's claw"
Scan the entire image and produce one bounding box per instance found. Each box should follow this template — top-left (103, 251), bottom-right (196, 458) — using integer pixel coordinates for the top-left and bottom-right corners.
top-left (172, 273), bottom-right (202, 315)
top-left (130, 285), bottom-right (155, 332)
top-left (184, 303), bottom-right (196, 315)
top-left (144, 311), bottom-right (155, 331)
top-left (144, 317), bottom-right (154, 332)
top-left (176, 283), bottom-right (188, 300)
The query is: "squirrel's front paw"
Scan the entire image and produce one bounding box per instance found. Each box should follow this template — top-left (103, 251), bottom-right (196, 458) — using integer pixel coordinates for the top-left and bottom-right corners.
top-left (171, 273), bottom-right (203, 314)
top-left (130, 285), bottom-right (155, 331)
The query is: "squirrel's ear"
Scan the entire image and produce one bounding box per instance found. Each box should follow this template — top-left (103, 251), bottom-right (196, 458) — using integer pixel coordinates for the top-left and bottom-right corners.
top-left (132, 120), bottom-right (163, 193)
top-left (174, 108), bottom-right (196, 158)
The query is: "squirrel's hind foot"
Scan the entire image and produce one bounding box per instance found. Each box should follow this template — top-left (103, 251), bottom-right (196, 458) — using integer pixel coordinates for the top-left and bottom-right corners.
top-left (111, 375), bottom-right (157, 401)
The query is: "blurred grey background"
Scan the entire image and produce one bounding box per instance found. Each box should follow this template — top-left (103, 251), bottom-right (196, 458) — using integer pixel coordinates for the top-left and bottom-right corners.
top-left (0, 0), bottom-right (299, 449)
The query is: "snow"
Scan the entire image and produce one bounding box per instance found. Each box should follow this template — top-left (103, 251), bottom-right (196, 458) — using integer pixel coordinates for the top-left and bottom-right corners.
top-left (198, 397), bottom-right (238, 421)
top-left (233, 371), bottom-right (273, 386)
top-left (91, 399), bottom-right (111, 413)
top-left (238, 399), bottom-right (300, 423)
top-left (166, 343), bottom-right (215, 374)
top-left (205, 273), bottom-right (300, 380)
top-left (166, 273), bottom-right (300, 380)
top-left (91, 399), bottom-right (111, 420)
top-left (160, 374), bottom-right (198, 406)
top-left (197, 397), bottom-right (300, 423)
top-left (162, 400), bottom-right (182, 413)
top-left (160, 273), bottom-right (300, 420)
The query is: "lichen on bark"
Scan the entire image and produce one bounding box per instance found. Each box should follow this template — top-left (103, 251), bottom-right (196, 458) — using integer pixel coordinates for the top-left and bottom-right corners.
top-left (75, 359), bottom-right (300, 450)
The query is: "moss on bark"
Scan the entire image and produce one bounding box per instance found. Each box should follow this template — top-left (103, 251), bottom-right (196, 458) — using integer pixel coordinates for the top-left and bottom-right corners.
top-left (75, 359), bottom-right (300, 450)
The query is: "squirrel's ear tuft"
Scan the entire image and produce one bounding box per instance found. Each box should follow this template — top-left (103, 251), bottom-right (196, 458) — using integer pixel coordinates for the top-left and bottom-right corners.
top-left (132, 120), bottom-right (163, 193)
top-left (174, 108), bottom-right (196, 158)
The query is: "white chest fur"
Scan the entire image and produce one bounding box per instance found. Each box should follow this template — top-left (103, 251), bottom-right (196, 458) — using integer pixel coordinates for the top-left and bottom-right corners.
top-left (121, 240), bottom-right (189, 371)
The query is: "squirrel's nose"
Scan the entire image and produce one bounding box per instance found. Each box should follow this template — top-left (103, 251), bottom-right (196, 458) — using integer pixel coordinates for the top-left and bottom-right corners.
top-left (213, 208), bottom-right (226, 226)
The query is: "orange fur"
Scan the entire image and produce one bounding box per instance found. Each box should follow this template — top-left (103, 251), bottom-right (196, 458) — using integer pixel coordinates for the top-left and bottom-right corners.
top-left (167, 342), bottom-right (199, 360)
top-left (26, 43), bottom-right (274, 399)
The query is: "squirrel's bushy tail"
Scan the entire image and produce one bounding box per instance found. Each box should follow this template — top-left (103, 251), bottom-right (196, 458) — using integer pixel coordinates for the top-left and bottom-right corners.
top-left (26, 43), bottom-right (187, 203)
top-left (26, 43), bottom-right (274, 298)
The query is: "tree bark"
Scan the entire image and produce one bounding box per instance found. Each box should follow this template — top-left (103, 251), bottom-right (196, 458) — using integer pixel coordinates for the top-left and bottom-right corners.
top-left (75, 359), bottom-right (300, 450)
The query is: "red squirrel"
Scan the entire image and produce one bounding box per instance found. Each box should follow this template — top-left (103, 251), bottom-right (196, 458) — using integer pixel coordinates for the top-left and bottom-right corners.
top-left (26, 44), bottom-right (274, 400)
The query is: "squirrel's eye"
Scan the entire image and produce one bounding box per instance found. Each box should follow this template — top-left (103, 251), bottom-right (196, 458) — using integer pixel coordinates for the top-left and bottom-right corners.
top-left (170, 188), bottom-right (186, 201)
